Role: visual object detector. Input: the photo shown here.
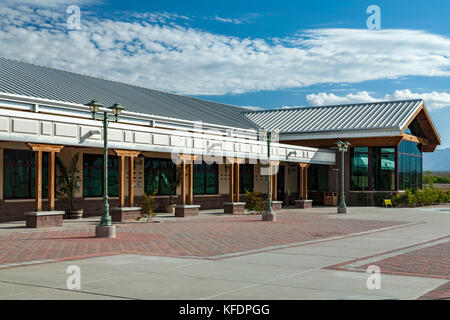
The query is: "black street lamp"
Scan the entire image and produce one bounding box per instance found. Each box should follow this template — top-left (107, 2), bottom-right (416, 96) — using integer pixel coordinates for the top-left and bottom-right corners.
top-left (335, 140), bottom-right (351, 214)
top-left (86, 100), bottom-right (125, 238)
top-left (262, 131), bottom-right (276, 221)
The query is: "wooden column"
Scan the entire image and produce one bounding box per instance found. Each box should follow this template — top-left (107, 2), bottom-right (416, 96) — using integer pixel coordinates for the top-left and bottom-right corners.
top-left (229, 160), bottom-right (234, 202)
top-left (235, 161), bottom-right (240, 202)
top-left (35, 150), bottom-right (42, 212)
top-left (113, 149), bottom-right (141, 207)
top-left (299, 165), bottom-right (304, 200)
top-left (28, 144), bottom-right (64, 212)
top-left (48, 151), bottom-right (55, 211)
top-left (181, 159), bottom-right (186, 205)
top-left (189, 155), bottom-right (194, 205)
top-left (118, 155), bottom-right (125, 207)
top-left (273, 163), bottom-right (278, 201)
top-left (303, 165), bottom-right (309, 200)
top-left (128, 156), bottom-right (134, 207)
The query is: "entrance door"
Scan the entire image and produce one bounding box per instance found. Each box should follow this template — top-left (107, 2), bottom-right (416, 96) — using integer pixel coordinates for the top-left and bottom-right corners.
top-left (277, 165), bottom-right (285, 203)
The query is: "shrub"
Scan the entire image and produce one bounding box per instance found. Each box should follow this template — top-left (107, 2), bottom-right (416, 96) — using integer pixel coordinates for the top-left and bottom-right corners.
top-left (244, 190), bottom-right (266, 215)
top-left (390, 187), bottom-right (450, 207)
top-left (139, 192), bottom-right (158, 222)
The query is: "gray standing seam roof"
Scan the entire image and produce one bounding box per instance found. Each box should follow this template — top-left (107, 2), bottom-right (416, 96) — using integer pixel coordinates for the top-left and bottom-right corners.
top-left (242, 100), bottom-right (424, 134)
top-left (0, 57), bottom-right (258, 130)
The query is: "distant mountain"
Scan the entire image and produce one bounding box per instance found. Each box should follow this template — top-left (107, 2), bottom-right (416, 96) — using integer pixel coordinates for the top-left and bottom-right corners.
top-left (423, 148), bottom-right (450, 171)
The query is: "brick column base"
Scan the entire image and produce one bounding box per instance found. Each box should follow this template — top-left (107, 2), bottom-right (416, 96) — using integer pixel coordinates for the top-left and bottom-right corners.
top-left (223, 202), bottom-right (246, 215)
top-left (25, 211), bottom-right (64, 228)
top-left (111, 207), bottom-right (141, 222)
top-left (295, 200), bottom-right (313, 209)
top-left (175, 205), bottom-right (200, 217)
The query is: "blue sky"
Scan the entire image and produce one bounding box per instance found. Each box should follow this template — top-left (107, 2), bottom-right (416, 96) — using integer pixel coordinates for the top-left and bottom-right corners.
top-left (0, 0), bottom-right (449, 147)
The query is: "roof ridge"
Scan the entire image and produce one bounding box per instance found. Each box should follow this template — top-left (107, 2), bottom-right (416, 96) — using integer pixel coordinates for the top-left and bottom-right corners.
top-left (241, 99), bottom-right (424, 114)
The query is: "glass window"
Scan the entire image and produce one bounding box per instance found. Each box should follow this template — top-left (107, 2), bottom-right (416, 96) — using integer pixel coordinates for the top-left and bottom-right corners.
top-left (83, 154), bottom-right (119, 197)
top-left (371, 147), bottom-right (396, 191)
top-left (350, 147), bottom-right (369, 191)
top-left (193, 162), bottom-right (218, 195)
top-left (308, 164), bottom-right (329, 191)
top-left (239, 164), bottom-right (254, 194)
top-left (144, 158), bottom-right (175, 195)
top-left (3, 149), bottom-right (49, 199)
top-left (398, 140), bottom-right (423, 190)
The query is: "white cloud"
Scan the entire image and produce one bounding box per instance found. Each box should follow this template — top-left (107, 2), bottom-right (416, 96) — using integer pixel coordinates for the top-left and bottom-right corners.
top-left (306, 89), bottom-right (450, 111)
top-left (0, 0), bottom-right (97, 6)
top-left (0, 6), bottom-right (449, 95)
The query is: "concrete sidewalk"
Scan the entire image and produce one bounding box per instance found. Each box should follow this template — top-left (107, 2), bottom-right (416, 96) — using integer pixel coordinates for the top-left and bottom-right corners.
top-left (0, 205), bottom-right (448, 300)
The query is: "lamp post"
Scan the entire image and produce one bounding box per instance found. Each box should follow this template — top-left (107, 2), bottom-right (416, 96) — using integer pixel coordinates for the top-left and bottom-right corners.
top-left (262, 131), bottom-right (276, 221)
top-left (87, 100), bottom-right (125, 238)
top-left (335, 140), bottom-right (350, 214)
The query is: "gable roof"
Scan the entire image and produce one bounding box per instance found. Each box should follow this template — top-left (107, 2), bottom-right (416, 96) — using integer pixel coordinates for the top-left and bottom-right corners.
top-left (242, 99), bottom-right (426, 134)
top-left (0, 57), bottom-right (257, 130)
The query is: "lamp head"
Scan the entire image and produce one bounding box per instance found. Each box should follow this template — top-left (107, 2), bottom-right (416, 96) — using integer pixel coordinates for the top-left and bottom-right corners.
top-left (110, 103), bottom-right (125, 121)
top-left (86, 100), bottom-right (103, 117)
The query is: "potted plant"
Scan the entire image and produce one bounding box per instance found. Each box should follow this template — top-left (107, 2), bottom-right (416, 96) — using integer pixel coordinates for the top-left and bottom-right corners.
top-left (56, 153), bottom-right (82, 219)
top-left (161, 165), bottom-right (181, 213)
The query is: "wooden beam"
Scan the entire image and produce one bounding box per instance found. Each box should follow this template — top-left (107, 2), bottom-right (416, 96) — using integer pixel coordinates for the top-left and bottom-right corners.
top-left (28, 143), bottom-right (64, 153)
top-left (113, 149), bottom-right (141, 158)
top-left (35, 150), bottom-right (42, 211)
top-left (48, 151), bottom-right (55, 211)
top-left (118, 155), bottom-right (125, 207)
top-left (128, 156), bottom-right (134, 207)
top-left (402, 133), bottom-right (430, 145)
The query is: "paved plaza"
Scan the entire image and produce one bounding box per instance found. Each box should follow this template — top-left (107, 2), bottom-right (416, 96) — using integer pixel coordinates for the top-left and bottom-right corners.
top-left (0, 205), bottom-right (449, 300)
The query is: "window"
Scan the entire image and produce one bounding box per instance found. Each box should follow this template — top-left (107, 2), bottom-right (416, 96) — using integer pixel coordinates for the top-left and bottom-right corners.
top-left (239, 164), bottom-right (254, 194)
top-left (350, 147), bottom-right (369, 191)
top-left (83, 154), bottom-right (119, 197)
top-left (3, 149), bottom-right (48, 199)
top-left (371, 147), bottom-right (396, 191)
top-left (193, 162), bottom-right (218, 195)
top-left (399, 140), bottom-right (422, 190)
top-left (308, 164), bottom-right (329, 191)
top-left (144, 158), bottom-right (176, 195)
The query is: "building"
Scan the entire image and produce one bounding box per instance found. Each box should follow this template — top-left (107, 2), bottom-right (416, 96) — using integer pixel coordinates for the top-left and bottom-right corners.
top-left (0, 58), bottom-right (441, 222)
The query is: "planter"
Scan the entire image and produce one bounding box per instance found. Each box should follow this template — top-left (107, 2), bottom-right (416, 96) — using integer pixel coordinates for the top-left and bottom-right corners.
top-left (66, 209), bottom-right (83, 220)
top-left (164, 204), bottom-right (176, 213)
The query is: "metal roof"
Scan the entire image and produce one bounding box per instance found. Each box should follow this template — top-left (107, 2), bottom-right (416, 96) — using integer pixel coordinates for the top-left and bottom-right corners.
top-left (242, 100), bottom-right (424, 134)
top-left (0, 57), bottom-right (257, 130)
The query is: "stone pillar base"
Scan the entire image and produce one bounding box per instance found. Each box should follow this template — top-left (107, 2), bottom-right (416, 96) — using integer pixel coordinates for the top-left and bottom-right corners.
top-left (337, 207), bottom-right (347, 214)
top-left (295, 199), bottom-right (313, 209)
top-left (175, 205), bottom-right (200, 217)
top-left (25, 211), bottom-right (64, 228)
top-left (95, 225), bottom-right (116, 238)
top-left (111, 207), bottom-right (141, 222)
top-left (223, 202), bottom-right (246, 215)
top-left (271, 201), bottom-right (283, 211)
top-left (262, 212), bottom-right (277, 221)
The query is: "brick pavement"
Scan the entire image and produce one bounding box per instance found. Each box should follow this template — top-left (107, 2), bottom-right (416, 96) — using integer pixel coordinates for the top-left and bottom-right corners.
top-left (0, 212), bottom-right (405, 267)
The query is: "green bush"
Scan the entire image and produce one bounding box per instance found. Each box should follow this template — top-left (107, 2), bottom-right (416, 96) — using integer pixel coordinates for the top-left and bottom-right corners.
top-left (139, 192), bottom-right (158, 222)
top-left (390, 187), bottom-right (450, 207)
top-left (243, 190), bottom-right (266, 215)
